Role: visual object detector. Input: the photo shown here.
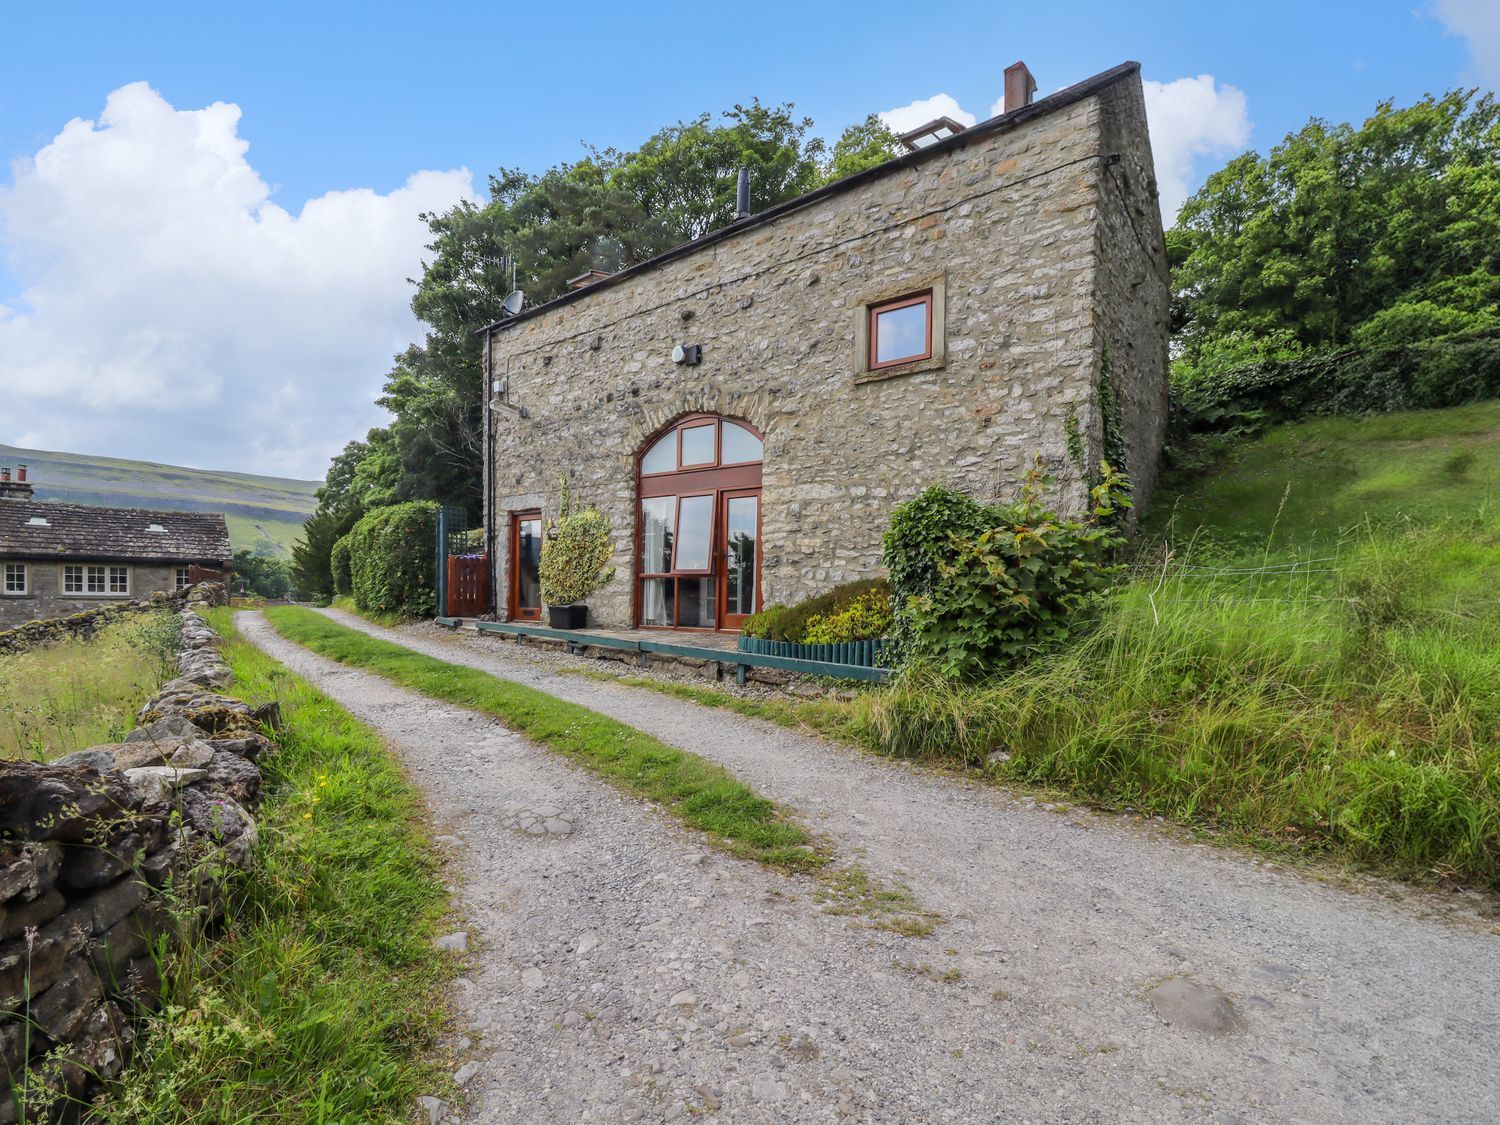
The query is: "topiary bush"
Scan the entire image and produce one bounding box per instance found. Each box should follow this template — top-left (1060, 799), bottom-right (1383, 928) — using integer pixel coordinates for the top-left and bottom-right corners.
top-left (538, 483), bottom-right (616, 606)
top-left (330, 534), bottom-right (353, 597)
top-left (741, 580), bottom-right (891, 643)
top-left (882, 461), bottom-right (1131, 679)
top-left (344, 501), bottom-right (440, 618)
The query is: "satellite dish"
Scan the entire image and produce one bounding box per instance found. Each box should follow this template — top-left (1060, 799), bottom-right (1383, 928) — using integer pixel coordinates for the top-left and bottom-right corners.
top-left (501, 290), bottom-right (526, 317)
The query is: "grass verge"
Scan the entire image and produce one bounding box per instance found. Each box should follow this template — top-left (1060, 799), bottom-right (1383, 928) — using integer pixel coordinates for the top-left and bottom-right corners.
top-left (331, 596), bottom-right (416, 628)
top-left (261, 606), bottom-right (820, 870)
top-left (97, 608), bottom-right (454, 1121)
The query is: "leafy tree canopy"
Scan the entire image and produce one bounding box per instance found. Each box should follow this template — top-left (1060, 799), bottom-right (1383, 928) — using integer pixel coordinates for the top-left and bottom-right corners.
top-left (315, 100), bottom-right (902, 540)
top-left (1170, 89), bottom-right (1500, 377)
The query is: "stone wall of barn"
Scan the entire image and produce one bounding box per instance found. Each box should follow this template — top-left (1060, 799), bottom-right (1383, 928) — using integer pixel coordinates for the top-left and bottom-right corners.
top-left (0, 585), bottom-right (273, 1120)
top-left (486, 69), bottom-right (1167, 628)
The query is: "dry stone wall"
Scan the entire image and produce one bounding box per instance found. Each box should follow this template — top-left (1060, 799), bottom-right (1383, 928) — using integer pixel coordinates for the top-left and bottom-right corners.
top-left (0, 585), bottom-right (275, 1120)
top-left (0, 591), bottom-right (189, 657)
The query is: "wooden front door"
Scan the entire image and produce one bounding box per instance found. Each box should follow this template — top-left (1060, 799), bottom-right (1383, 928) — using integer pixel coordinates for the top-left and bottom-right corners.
top-left (509, 512), bottom-right (543, 621)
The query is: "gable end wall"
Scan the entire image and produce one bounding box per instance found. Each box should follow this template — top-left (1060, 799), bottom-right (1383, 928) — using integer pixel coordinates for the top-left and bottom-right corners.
top-left (487, 76), bottom-right (1165, 627)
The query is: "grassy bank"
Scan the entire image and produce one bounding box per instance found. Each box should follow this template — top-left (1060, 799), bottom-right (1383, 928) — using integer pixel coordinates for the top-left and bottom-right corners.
top-left (858, 521), bottom-right (1500, 883)
top-left (857, 399), bottom-right (1500, 886)
top-left (1148, 399), bottom-right (1500, 556)
top-left (0, 611), bottom-right (177, 760)
top-left (98, 608), bottom-right (453, 1121)
top-left (261, 606), bottom-right (819, 870)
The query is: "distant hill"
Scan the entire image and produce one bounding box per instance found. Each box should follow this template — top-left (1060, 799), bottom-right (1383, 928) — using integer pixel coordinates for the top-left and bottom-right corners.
top-left (0, 444), bottom-right (321, 558)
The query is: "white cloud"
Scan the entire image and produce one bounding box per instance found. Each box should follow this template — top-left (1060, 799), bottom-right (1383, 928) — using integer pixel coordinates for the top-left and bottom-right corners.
top-left (1141, 75), bottom-right (1251, 223)
top-left (1432, 0), bottom-right (1500, 86)
top-left (877, 94), bottom-right (977, 136)
top-left (0, 82), bottom-right (474, 478)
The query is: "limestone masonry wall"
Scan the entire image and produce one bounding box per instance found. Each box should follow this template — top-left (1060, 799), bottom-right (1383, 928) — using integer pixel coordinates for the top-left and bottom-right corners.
top-left (487, 68), bottom-right (1168, 628)
top-left (0, 585), bottom-right (275, 1120)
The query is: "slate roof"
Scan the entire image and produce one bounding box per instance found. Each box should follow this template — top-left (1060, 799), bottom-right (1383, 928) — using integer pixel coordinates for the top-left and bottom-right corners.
top-left (0, 501), bottom-right (232, 563)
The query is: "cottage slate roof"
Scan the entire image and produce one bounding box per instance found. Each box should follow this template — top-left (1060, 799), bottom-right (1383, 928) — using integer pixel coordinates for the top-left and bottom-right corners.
top-left (0, 501), bottom-right (233, 563)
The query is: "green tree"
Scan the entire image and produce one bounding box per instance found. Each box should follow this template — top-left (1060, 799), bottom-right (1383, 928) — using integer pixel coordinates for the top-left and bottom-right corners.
top-left (1171, 90), bottom-right (1500, 375)
top-left (827, 115), bottom-right (902, 180)
top-left (308, 98), bottom-right (904, 594)
top-left (233, 549), bottom-right (291, 599)
top-left (600, 100), bottom-right (827, 240)
top-left (291, 508), bottom-right (360, 603)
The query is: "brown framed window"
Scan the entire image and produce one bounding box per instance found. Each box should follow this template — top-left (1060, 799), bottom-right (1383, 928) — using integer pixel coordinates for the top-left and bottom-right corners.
top-left (868, 290), bottom-right (933, 370)
top-left (636, 414), bottom-right (763, 630)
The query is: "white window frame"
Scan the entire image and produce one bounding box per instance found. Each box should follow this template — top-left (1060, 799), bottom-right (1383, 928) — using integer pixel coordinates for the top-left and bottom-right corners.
top-left (2, 563), bottom-right (27, 595)
top-left (62, 563), bottom-right (130, 597)
top-left (175, 567), bottom-right (191, 591)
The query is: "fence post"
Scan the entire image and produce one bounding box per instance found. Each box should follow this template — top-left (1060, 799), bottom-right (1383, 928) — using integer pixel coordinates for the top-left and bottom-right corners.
top-left (435, 508), bottom-right (447, 618)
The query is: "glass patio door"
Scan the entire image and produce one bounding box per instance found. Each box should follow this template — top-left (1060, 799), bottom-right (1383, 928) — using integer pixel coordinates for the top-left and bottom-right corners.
top-left (509, 512), bottom-right (542, 621)
top-left (720, 490), bottom-right (759, 630)
top-left (636, 414), bottom-right (763, 630)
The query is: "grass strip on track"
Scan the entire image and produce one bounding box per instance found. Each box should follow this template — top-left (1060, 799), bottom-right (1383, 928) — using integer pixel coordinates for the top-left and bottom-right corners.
top-left (97, 607), bottom-right (455, 1122)
top-left (261, 606), bottom-right (821, 870)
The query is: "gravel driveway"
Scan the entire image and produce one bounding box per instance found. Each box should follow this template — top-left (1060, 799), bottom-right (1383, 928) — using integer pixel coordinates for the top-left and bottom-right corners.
top-left (240, 610), bottom-right (1499, 1124)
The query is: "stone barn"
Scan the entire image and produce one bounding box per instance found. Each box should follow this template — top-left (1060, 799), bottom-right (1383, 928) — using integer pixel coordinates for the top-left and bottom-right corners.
top-left (480, 60), bottom-right (1169, 632)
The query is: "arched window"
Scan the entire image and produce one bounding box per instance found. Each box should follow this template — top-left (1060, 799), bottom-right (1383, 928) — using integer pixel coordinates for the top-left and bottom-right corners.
top-left (637, 415), bottom-right (762, 630)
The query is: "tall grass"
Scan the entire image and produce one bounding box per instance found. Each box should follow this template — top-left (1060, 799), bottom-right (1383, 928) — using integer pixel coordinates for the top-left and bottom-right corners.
top-left (858, 520), bottom-right (1500, 884)
top-left (96, 608), bottom-right (454, 1121)
top-left (0, 612), bottom-right (178, 760)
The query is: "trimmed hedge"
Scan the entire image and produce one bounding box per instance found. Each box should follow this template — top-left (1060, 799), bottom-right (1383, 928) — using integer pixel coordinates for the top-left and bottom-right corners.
top-left (345, 501), bottom-right (439, 618)
top-left (330, 534), bottom-right (354, 597)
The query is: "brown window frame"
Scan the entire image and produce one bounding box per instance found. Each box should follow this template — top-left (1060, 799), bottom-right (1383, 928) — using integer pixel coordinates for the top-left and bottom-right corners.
top-left (670, 492), bottom-right (717, 576)
top-left (634, 414), bottom-right (764, 631)
top-left (677, 422), bottom-right (718, 471)
top-left (867, 290), bottom-right (934, 371)
top-left (508, 510), bottom-right (544, 622)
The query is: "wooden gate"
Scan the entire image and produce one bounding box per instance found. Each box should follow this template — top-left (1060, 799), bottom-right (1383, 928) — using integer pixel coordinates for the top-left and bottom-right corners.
top-left (446, 554), bottom-right (489, 617)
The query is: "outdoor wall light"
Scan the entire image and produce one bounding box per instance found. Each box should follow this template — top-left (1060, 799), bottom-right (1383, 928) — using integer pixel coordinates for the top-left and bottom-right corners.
top-left (671, 343), bottom-right (703, 366)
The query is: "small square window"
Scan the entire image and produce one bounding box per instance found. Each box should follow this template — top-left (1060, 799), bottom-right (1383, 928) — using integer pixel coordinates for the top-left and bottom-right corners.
top-left (3, 563), bottom-right (26, 595)
top-left (63, 564), bottom-right (84, 594)
top-left (108, 566), bottom-right (130, 594)
top-left (868, 291), bottom-right (933, 370)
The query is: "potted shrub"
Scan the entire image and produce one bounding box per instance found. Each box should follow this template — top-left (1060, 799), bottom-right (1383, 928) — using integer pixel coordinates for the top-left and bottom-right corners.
top-left (538, 484), bottom-right (616, 629)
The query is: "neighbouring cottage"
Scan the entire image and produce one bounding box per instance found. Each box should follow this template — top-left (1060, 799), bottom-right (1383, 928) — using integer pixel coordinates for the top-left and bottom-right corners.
top-left (0, 465), bottom-right (232, 629)
top-left (481, 60), bottom-right (1169, 632)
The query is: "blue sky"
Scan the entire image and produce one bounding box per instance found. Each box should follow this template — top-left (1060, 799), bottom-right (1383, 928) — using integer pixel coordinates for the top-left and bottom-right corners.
top-left (1, 1), bottom-right (1496, 477)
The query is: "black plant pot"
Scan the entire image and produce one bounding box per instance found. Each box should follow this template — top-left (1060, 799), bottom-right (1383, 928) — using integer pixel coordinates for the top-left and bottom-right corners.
top-left (547, 604), bottom-right (588, 630)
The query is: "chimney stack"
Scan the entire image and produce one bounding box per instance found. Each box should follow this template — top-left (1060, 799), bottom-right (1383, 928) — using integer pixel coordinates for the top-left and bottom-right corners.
top-left (0, 465), bottom-right (35, 501)
top-left (1003, 61), bottom-right (1037, 115)
top-left (735, 168), bottom-right (751, 220)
